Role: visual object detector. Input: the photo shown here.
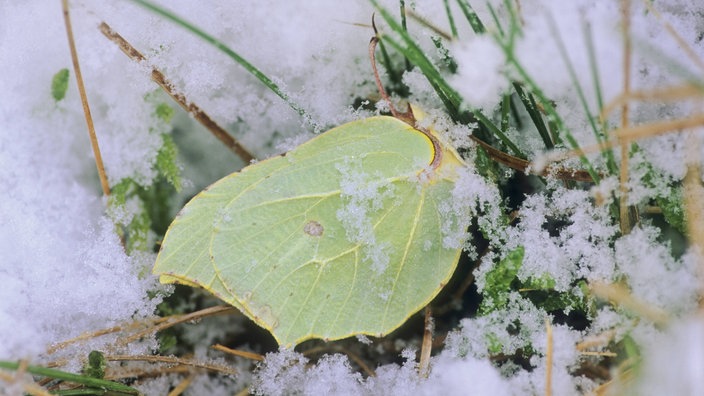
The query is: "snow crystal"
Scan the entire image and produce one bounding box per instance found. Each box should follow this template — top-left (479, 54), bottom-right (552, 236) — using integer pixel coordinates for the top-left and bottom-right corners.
top-left (450, 36), bottom-right (508, 111)
top-left (302, 354), bottom-right (364, 395)
top-left (487, 186), bottom-right (618, 293)
top-left (251, 348), bottom-right (309, 396)
top-left (439, 166), bottom-right (504, 253)
top-left (335, 158), bottom-right (395, 273)
top-left (445, 292), bottom-right (547, 359)
top-left (364, 348), bottom-right (421, 395)
top-left (615, 225), bottom-right (700, 314)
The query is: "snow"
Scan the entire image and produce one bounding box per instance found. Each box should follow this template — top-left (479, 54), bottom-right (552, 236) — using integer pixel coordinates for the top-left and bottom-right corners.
top-left (615, 225), bottom-right (700, 314)
top-left (2, 0), bottom-right (704, 394)
top-left (451, 36), bottom-right (508, 111)
top-left (629, 315), bottom-right (704, 396)
top-left (0, 1), bottom-right (162, 361)
top-left (335, 158), bottom-right (395, 274)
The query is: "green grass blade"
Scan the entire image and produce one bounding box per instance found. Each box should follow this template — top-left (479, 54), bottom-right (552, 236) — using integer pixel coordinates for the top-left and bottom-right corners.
top-left (0, 361), bottom-right (140, 395)
top-left (583, 20), bottom-right (618, 174)
top-left (509, 58), bottom-right (600, 182)
top-left (583, 21), bottom-right (605, 116)
top-left (443, 0), bottom-right (459, 38)
top-left (371, 2), bottom-right (462, 109)
top-left (509, 92), bottom-right (523, 130)
top-left (486, 2), bottom-right (600, 182)
top-left (399, 0), bottom-right (412, 71)
top-left (545, 12), bottom-right (617, 176)
top-left (487, 2), bottom-right (506, 38)
top-left (128, 0), bottom-right (312, 125)
top-left (455, 0), bottom-right (486, 34)
top-left (513, 82), bottom-right (555, 149)
top-left (471, 109), bottom-right (524, 157)
top-left (371, 0), bottom-right (524, 157)
top-left (500, 94), bottom-right (510, 132)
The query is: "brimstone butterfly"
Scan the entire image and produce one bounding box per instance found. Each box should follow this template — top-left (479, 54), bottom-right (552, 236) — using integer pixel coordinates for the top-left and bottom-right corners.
top-left (153, 106), bottom-right (467, 347)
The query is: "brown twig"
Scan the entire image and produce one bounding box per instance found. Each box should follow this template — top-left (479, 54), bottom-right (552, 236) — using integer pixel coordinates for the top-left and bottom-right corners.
top-left (121, 305), bottom-right (237, 345)
top-left (641, 0), bottom-right (704, 73)
top-left (62, 0), bottom-right (110, 196)
top-left (212, 344), bottom-right (264, 361)
top-left (98, 22), bottom-right (256, 163)
top-left (589, 282), bottom-right (669, 326)
top-left (682, 133), bottom-right (704, 310)
top-left (418, 306), bottom-right (433, 378)
top-left (105, 354), bottom-right (237, 376)
top-left (167, 374), bottom-right (194, 396)
top-left (538, 113), bottom-right (704, 169)
top-left (601, 84), bottom-right (704, 121)
top-left (472, 135), bottom-right (597, 182)
top-left (47, 305), bottom-right (235, 355)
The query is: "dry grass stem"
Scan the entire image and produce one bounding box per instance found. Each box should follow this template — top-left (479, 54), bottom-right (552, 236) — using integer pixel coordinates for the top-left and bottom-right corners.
top-left (419, 306), bottom-right (433, 378)
top-left (682, 133), bottom-right (704, 309)
top-left (99, 22), bottom-right (256, 163)
top-left (579, 351), bottom-right (617, 357)
top-left (537, 113), bottom-right (704, 170)
top-left (106, 354), bottom-right (237, 376)
top-left (576, 329), bottom-right (617, 351)
top-left (406, 8), bottom-right (453, 40)
top-left (122, 305), bottom-right (237, 345)
top-left (62, 0), bottom-right (110, 196)
top-left (601, 84), bottom-right (704, 120)
top-left (589, 282), bottom-right (669, 326)
top-left (47, 322), bottom-right (154, 354)
top-left (641, 0), bottom-right (704, 72)
top-left (212, 344), bottom-right (265, 361)
top-left (167, 374), bottom-right (195, 396)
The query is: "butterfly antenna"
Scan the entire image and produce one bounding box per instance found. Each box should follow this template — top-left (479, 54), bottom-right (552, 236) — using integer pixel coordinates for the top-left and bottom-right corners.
top-left (369, 14), bottom-right (415, 124)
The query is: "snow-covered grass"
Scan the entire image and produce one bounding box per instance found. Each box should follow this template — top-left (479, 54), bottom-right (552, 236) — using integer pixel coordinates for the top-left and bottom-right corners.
top-left (2, 0), bottom-right (704, 395)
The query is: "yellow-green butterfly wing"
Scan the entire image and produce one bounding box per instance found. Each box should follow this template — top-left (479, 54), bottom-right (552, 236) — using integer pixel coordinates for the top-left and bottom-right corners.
top-left (154, 113), bottom-right (466, 346)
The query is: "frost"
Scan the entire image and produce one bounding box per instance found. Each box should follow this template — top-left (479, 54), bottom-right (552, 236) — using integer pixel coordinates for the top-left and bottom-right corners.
top-left (252, 349), bottom-right (309, 396)
top-left (445, 292), bottom-right (543, 361)
top-left (486, 186), bottom-right (618, 293)
top-left (439, 166), bottom-right (504, 254)
top-left (302, 354), bottom-right (365, 395)
top-left (335, 158), bottom-right (395, 273)
top-left (615, 226), bottom-right (700, 313)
